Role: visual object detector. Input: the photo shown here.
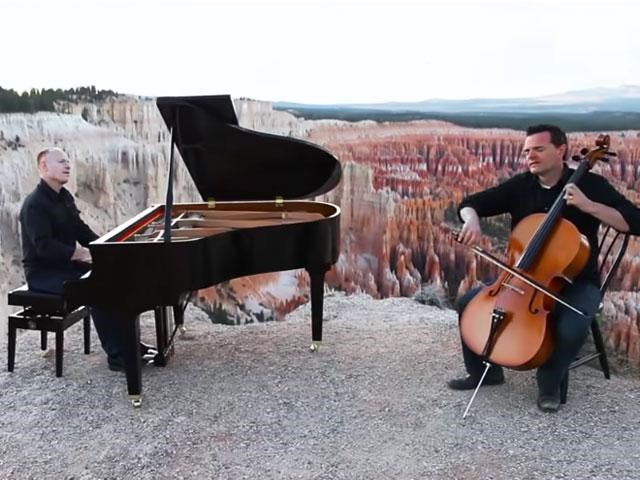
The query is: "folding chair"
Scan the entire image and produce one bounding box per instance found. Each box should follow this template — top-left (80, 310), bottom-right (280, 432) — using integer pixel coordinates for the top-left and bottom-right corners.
top-left (559, 226), bottom-right (630, 403)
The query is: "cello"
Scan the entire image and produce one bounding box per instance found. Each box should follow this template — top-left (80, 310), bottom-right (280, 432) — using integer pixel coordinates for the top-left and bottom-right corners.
top-left (457, 135), bottom-right (615, 415)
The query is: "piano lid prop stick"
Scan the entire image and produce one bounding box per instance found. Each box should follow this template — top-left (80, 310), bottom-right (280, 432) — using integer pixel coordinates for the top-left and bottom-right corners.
top-left (163, 109), bottom-right (178, 242)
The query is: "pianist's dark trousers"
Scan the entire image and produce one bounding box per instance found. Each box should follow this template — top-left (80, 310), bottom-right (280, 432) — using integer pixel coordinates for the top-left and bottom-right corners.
top-left (26, 264), bottom-right (122, 360)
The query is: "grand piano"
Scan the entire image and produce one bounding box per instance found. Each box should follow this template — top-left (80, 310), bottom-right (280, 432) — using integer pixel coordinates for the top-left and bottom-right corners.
top-left (64, 95), bottom-right (342, 406)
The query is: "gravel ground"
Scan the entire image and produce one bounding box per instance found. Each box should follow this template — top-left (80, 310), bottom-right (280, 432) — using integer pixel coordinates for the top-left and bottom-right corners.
top-left (1, 292), bottom-right (639, 480)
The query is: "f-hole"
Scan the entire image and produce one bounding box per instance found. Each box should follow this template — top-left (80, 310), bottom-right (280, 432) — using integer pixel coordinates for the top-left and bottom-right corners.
top-left (528, 288), bottom-right (540, 314)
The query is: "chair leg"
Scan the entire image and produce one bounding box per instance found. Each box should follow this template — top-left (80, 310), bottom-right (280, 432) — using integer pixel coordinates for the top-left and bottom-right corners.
top-left (8, 325), bottom-right (17, 372)
top-left (83, 316), bottom-right (91, 354)
top-left (41, 330), bottom-right (48, 350)
top-left (591, 320), bottom-right (611, 379)
top-left (560, 373), bottom-right (568, 404)
top-left (55, 330), bottom-right (64, 377)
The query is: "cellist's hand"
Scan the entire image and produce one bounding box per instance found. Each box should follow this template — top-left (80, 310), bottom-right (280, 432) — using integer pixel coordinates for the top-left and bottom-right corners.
top-left (458, 217), bottom-right (482, 246)
top-left (564, 182), bottom-right (630, 231)
top-left (564, 183), bottom-right (593, 212)
top-left (458, 206), bottom-right (482, 246)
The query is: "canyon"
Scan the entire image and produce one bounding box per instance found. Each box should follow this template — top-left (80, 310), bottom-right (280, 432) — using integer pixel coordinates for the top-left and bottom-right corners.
top-left (1, 96), bottom-right (639, 367)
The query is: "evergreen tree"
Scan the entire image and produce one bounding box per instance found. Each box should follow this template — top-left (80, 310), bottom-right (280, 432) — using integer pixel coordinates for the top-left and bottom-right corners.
top-left (0, 86), bottom-right (121, 113)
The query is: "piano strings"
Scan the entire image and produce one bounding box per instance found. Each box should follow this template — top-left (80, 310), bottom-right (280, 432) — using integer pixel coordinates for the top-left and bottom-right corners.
top-left (131, 209), bottom-right (325, 242)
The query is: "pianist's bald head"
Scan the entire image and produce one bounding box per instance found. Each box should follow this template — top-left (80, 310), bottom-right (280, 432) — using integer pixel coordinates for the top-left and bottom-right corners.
top-left (36, 148), bottom-right (71, 190)
top-left (37, 148), bottom-right (66, 168)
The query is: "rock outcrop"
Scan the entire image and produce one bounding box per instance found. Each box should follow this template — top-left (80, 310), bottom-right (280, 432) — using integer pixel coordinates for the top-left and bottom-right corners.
top-left (0, 96), bottom-right (330, 330)
top-left (310, 121), bottom-right (640, 366)
top-left (2, 97), bottom-right (639, 366)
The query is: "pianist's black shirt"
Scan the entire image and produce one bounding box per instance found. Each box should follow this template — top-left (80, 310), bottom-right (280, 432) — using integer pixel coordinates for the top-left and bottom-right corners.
top-left (458, 165), bottom-right (640, 286)
top-left (20, 180), bottom-right (98, 281)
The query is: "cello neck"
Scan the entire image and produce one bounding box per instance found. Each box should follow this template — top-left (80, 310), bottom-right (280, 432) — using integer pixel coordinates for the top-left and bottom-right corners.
top-left (516, 161), bottom-right (590, 270)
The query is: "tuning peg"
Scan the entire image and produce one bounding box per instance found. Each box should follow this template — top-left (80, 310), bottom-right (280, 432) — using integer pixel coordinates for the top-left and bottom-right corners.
top-left (571, 148), bottom-right (590, 162)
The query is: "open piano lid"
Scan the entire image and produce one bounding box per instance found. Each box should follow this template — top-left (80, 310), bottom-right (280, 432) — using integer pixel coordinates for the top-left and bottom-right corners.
top-left (156, 95), bottom-right (342, 201)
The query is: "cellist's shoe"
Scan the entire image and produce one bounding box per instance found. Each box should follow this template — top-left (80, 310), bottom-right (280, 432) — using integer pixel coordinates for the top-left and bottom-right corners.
top-left (537, 391), bottom-right (561, 413)
top-left (447, 374), bottom-right (504, 390)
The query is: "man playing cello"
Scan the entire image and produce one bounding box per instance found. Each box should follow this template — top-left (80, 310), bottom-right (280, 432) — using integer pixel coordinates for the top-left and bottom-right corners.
top-left (450, 124), bottom-right (640, 412)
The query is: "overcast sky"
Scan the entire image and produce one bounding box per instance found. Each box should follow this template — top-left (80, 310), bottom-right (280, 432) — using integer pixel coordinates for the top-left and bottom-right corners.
top-left (3, 0), bottom-right (638, 104)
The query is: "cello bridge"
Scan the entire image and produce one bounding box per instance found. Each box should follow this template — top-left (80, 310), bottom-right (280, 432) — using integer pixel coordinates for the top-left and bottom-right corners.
top-left (501, 281), bottom-right (525, 295)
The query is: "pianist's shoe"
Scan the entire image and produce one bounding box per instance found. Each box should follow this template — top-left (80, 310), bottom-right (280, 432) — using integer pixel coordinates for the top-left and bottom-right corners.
top-left (107, 356), bottom-right (126, 372)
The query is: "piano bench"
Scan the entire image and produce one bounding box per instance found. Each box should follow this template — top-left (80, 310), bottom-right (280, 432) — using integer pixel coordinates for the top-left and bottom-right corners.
top-left (7, 284), bottom-right (91, 377)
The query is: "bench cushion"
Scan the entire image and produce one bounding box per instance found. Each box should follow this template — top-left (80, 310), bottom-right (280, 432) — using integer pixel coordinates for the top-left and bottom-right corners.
top-left (8, 284), bottom-right (67, 313)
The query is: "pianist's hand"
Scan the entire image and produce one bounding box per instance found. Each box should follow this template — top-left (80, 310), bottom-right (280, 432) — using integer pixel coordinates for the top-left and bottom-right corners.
top-left (71, 241), bottom-right (92, 264)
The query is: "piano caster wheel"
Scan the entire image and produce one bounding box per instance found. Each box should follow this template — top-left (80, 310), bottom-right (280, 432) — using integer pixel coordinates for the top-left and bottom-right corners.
top-left (309, 342), bottom-right (320, 352)
top-left (130, 395), bottom-right (142, 408)
top-left (178, 326), bottom-right (187, 336)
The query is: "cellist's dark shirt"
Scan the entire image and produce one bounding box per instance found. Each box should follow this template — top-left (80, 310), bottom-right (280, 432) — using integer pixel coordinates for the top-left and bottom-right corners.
top-left (458, 165), bottom-right (640, 286)
top-left (19, 180), bottom-right (98, 282)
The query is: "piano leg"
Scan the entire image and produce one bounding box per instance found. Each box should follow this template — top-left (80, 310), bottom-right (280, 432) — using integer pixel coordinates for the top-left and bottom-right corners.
top-left (308, 268), bottom-right (328, 352)
top-left (153, 305), bottom-right (185, 366)
top-left (153, 307), bottom-right (169, 367)
top-left (115, 313), bottom-right (143, 407)
top-left (174, 303), bottom-right (186, 335)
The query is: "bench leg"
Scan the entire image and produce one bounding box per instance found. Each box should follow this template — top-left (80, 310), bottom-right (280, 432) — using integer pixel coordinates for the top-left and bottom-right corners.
top-left (83, 316), bottom-right (91, 354)
top-left (55, 330), bottom-right (64, 377)
top-left (41, 330), bottom-right (48, 350)
top-left (8, 326), bottom-right (16, 372)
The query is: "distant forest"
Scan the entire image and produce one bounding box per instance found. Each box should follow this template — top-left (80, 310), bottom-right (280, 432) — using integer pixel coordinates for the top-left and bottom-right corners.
top-left (276, 107), bottom-right (640, 133)
top-left (0, 86), bottom-right (119, 113)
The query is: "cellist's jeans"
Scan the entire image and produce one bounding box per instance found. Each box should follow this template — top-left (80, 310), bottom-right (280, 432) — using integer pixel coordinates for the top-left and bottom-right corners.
top-left (456, 279), bottom-right (602, 395)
